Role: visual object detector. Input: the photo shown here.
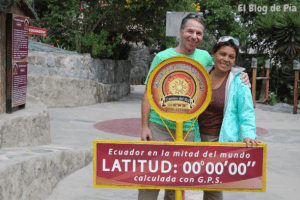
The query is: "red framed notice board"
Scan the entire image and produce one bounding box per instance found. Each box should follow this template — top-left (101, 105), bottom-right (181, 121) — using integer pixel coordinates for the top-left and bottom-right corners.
top-left (6, 13), bottom-right (29, 113)
top-left (94, 140), bottom-right (267, 192)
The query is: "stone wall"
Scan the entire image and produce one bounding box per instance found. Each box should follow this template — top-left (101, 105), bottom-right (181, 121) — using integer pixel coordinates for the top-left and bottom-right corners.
top-left (27, 75), bottom-right (129, 108)
top-left (28, 52), bottom-right (95, 81)
top-left (128, 46), bottom-right (155, 85)
top-left (93, 58), bottom-right (132, 84)
top-left (28, 51), bottom-right (132, 108)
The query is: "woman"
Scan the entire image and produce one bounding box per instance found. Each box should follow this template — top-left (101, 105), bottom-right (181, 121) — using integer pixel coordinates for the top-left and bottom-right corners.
top-left (194, 36), bottom-right (261, 200)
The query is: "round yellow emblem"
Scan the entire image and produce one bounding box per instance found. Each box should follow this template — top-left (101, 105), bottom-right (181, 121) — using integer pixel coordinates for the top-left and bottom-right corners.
top-left (147, 56), bottom-right (212, 122)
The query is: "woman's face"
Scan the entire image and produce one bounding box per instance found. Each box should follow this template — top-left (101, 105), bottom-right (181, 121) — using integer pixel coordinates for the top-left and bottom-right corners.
top-left (213, 45), bottom-right (236, 73)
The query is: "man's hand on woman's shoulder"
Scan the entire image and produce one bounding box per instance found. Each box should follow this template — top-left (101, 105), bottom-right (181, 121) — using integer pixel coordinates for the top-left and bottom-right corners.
top-left (240, 72), bottom-right (251, 88)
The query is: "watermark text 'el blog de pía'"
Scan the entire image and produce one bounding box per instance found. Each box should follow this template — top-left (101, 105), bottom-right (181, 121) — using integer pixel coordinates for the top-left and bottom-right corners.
top-left (238, 4), bottom-right (297, 15)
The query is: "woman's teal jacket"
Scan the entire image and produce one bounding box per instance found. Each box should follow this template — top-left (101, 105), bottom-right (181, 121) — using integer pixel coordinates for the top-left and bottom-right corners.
top-left (194, 66), bottom-right (257, 142)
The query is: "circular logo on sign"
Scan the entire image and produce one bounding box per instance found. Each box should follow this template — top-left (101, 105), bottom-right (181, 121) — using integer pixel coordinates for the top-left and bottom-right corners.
top-left (163, 71), bottom-right (196, 97)
top-left (147, 56), bottom-right (212, 122)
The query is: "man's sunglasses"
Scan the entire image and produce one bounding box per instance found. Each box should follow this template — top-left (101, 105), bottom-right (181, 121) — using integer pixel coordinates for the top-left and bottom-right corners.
top-left (184, 14), bottom-right (205, 23)
top-left (217, 36), bottom-right (239, 46)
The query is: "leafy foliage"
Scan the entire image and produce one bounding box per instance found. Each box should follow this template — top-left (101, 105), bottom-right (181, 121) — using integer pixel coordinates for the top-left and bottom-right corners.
top-left (198, 0), bottom-right (300, 65)
top-left (81, 31), bottom-right (121, 58)
top-left (27, 0), bottom-right (33, 6)
top-left (254, 2), bottom-right (300, 105)
top-left (256, 10), bottom-right (300, 63)
top-left (34, 0), bottom-right (206, 59)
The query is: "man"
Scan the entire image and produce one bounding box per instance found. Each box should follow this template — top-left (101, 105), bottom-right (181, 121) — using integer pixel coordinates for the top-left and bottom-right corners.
top-left (139, 13), bottom-right (250, 200)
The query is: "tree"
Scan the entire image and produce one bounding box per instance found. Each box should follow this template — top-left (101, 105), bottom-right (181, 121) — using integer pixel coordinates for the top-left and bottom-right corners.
top-left (34, 0), bottom-right (203, 59)
top-left (256, 10), bottom-right (300, 64)
top-left (255, 4), bottom-right (300, 104)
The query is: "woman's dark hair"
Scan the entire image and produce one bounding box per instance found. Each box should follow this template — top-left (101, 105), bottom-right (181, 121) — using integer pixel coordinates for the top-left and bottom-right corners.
top-left (212, 40), bottom-right (239, 60)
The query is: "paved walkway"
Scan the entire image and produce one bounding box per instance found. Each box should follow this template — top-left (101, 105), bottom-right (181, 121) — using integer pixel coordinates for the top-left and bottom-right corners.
top-left (46, 85), bottom-right (300, 200)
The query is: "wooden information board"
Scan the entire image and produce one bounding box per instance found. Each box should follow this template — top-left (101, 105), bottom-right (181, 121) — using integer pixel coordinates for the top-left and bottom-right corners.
top-left (6, 13), bottom-right (29, 113)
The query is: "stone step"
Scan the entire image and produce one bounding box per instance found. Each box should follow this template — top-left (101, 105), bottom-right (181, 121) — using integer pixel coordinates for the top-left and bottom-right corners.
top-left (0, 145), bottom-right (92, 200)
top-left (0, 94), bottom-right (51, 148)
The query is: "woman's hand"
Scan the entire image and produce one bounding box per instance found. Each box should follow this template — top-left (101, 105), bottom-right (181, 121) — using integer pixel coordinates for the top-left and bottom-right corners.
top-left (243, 138), bottom-right (261, 147)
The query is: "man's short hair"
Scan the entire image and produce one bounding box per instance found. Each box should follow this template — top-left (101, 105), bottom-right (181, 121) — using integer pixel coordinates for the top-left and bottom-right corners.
top-left (180, 13), bottom-right (206, 31)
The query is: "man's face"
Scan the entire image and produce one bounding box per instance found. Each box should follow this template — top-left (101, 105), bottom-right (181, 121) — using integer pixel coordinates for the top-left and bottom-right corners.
top-left (179, 19), bottom-right (204, 54)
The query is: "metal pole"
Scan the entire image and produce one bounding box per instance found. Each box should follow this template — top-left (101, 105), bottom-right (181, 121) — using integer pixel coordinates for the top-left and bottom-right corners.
top-left (175, 121), bottom-right (184, 200)
top-left (293, 60), bottom-right (300, 114)
top-left (251, 58), bottom-right (257, 108)
top-left (175, 121), bottom-right (183, 142)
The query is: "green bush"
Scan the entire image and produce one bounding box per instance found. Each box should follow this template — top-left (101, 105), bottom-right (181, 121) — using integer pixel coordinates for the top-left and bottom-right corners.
top-left (268, 63), bottom-right (296, 105)
top-left (106, 43), bottom-right (132, 60)
top-left (268, 92), bottom-right (279, 106)
top-left (81, 31), bottom-right (121, 58)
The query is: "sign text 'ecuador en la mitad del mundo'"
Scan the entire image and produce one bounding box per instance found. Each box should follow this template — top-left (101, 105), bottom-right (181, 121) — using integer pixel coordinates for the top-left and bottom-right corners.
top-left (95, 141), bottom-right (266, 191)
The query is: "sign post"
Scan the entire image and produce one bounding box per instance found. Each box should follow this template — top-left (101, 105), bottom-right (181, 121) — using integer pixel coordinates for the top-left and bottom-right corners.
top-left (175, 122), bottom-right (183, 198)
top-left (6, 13), bottom-right (29, 113)
top-left (146, 56), bottom-right (212, 199)
top-left (94, 57), bottom-right (266, 199)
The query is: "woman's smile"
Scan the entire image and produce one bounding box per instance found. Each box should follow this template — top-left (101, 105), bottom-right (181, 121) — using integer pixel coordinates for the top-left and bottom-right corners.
top-left (213, 46), bottom-right (236, 73)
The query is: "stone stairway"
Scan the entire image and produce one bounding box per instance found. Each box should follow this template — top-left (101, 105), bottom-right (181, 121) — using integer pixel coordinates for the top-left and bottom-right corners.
top-left (0, 95), bottom-right (92, 200)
